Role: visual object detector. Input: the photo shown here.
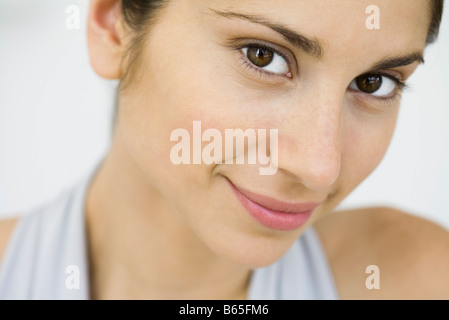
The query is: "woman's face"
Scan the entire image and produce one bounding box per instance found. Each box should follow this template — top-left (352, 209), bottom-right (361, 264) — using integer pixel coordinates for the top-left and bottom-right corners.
top-left (115, 0), bottom-right (430, 267)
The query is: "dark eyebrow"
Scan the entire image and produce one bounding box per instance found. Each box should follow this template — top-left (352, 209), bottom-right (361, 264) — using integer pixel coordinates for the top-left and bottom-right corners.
top-left (209, 9), bottom-right (324, 59)
top-left (370, 52), bottom-right (425, 71)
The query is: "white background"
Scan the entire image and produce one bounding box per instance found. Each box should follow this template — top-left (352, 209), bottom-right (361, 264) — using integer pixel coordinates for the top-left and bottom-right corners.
top-left (0, 1), bottom-right (448, 229)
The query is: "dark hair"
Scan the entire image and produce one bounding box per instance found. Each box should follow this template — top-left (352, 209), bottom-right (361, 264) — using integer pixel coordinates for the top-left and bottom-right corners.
top-left (119, 0), bottom-right (167, 92)
top-left (428, 0), bottom-right (444, 44)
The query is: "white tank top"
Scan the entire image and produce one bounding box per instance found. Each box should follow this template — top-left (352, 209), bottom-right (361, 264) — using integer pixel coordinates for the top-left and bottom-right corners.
top-left (0, 165), bottom-right (339, 300)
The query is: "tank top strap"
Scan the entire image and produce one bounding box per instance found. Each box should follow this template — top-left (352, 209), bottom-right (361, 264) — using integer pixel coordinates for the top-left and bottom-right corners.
top-left (0, 172), bottom-right (92, 299)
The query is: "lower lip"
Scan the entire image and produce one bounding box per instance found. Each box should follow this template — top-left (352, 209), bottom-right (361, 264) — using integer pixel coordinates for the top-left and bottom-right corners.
top-left (228, 181), bottom-right (313, 231)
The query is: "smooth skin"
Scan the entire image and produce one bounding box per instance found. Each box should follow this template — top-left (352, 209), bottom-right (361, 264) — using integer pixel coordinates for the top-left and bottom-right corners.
top-left (1, 0), bottom-right (449, 299)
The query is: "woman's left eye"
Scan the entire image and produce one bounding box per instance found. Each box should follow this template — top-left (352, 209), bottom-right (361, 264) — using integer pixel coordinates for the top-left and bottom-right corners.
top-left (241, 45), bottom-right (289, 75)
top-left (349, 73), bottom-right (398, 97)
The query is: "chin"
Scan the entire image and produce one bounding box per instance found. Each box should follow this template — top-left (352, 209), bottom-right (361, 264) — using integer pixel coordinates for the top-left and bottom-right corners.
top-left (202, 228), bottom-right (301, 269)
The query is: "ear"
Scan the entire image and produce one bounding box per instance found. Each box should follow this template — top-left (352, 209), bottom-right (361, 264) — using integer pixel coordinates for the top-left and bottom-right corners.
top-left (87, 0), bottom-right (125, 79)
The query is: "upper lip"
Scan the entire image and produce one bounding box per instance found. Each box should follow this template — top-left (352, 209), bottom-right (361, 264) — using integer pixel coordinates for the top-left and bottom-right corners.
top-left (226, 178), bottom-right (321, 214)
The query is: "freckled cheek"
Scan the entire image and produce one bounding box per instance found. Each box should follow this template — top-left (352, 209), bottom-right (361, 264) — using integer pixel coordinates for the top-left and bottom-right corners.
top-left (119, 84), bottom-right (242, 189)
top-left (341, 122), bottom-right (396, 187)
top-left (122, 43), bottom-right (280, 184)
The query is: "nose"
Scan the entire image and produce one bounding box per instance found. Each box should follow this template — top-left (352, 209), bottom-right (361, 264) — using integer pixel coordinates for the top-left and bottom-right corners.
top-left (276, 91), bottom-right (343, 191)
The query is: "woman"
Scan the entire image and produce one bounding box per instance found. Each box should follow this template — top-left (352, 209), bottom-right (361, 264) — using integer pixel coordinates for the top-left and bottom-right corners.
top-left (0, 0), bottom-right (447, 300)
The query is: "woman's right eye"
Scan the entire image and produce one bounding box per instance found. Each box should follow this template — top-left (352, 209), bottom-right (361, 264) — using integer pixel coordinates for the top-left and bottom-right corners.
top-left (241, 45), bottom-right (290, 76)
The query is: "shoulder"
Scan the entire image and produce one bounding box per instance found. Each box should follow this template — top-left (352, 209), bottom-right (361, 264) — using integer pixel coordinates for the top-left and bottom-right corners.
top-left (0, 175), bottom-right (91, 268)
top-left (314, 206), bottom-right (449, 299)
top-left (0, 216), bottom-right (20, 264)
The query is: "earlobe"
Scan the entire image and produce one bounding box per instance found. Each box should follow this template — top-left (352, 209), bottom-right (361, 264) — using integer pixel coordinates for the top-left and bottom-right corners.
top-left (87, 0), bottom-right (125, 80)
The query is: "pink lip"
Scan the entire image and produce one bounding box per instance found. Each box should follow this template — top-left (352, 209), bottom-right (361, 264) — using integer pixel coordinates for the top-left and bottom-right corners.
top-left (226, 178), bottom-right (320, 231)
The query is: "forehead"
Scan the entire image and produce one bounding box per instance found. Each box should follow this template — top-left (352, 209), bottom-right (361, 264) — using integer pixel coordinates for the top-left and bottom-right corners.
top-left (200, 0), bottom-right (430, 63)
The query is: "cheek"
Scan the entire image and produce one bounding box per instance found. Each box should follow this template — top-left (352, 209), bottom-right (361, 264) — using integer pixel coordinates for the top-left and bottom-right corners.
top-left (118, 40), bottom-right (280, 188)
top-left (116, 38), bottom-right (244, 203)
top-left (340, 110), bottom-right (399, 191)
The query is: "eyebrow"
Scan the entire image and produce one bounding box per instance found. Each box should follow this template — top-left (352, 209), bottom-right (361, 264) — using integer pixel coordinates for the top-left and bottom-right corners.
top-left (369, 52), bottom-right (425, 71)
top-left (210, 9), bottom-right (324, 59)
top-left (209, 9), bottom-right (425, 70)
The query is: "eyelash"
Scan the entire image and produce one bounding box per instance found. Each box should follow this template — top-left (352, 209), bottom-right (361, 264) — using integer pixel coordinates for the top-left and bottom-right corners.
top-left (351, 73), bottom-right (409, 106)
top-left (234, 40), bottom-right (409, 104)
top-left (238, 56), bottom-right (287, 81)
top-left (234, 40), bottom-right (294, 80)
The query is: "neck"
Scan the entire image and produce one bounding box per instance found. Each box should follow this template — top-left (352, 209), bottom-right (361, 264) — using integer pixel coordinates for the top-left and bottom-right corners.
top-left (85, 131), bottom-right (251, 299)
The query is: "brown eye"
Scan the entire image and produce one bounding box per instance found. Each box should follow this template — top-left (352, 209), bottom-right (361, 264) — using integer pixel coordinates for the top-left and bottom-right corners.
top-left (246, 46), bottom-right (274, 67)
top-left (241, 46), bottom-right (289, 75)
top-left (349, 73), bottom-right (397, 97)
top-left (355, 74), bottom-right (382, 93)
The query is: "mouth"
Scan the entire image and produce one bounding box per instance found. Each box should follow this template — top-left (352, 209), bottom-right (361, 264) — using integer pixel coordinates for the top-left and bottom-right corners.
top-left (225, 178), bottom-right (320, 231)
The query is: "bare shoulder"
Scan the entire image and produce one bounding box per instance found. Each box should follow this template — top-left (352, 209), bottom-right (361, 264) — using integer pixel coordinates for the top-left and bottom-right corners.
top-left (0, 216), bottom-right (20, 264)
top-left (314, 206), bottom-right (449, 299)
